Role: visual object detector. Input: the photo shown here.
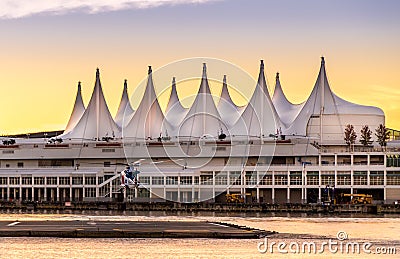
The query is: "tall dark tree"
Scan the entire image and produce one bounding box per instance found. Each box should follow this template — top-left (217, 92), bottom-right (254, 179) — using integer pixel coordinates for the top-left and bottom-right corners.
top-left (360, 125), bottom-right (373, 146)
top-left (344, 124), bottom-right (357, 151)
top-left (375, 124), bottom-right (390, 150)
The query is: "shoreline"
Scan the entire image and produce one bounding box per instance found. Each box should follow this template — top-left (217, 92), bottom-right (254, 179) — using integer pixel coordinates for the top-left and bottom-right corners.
top-left (1, 201), bottom-right (400, 215)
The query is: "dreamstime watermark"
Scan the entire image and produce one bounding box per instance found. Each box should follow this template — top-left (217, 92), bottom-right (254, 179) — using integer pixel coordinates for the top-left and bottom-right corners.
top-left (257, 231), bottom-right (397, 255)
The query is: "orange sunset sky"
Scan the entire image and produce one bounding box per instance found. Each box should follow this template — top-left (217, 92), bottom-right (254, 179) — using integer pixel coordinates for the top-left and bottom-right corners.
top-left (0, 0), bottom-right (399, 135)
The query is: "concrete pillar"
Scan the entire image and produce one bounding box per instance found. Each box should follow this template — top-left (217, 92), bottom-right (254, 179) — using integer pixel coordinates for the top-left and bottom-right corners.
top-left (384, 188), bottom-right (387, 203)
top-left (96, 176), bottom-right (99, 198)
top-left (271, 187), bottom-right (275, 204)
top-left (334, 154), bottom-right (337, 166)
top-left (304, 188), bottom-right (307, 203)
top-left (318, 188), bottom-right (322, 203)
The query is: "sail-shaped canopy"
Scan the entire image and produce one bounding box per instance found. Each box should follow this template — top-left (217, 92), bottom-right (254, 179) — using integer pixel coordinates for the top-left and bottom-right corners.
top-left (272, 73), bottom-right (304, 126)
top-left (217, 75), bottom-right (243, 128)
top-left (231, 60), bottom-right (283, 138)
top-left (64, 81), bottom-right (85, 134)
top-left (177, 63), bottom-right (227, 139)
top-left (114, 79), bottom-right (134, 127)
top-left (123, 66), bottom-right (171, 140)
top-left (61, 69), bottom-right (120, 140)
top-left (287, 57), bottom-right (384, 140)
top-left (165, 77), bottom-right (187, 126)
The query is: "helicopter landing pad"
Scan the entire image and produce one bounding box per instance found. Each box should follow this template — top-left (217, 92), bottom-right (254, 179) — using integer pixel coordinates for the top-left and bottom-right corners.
top-left (0, 220), bottom-right (266, 238)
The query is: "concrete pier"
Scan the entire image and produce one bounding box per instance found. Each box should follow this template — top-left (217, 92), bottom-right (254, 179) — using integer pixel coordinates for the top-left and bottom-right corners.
top-left (0, 220), bottom-right (268, 238)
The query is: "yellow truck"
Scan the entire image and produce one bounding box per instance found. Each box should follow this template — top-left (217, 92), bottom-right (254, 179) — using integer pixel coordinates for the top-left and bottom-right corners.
top-left (226, 193), bottom-right (251, 203)
top-left (340, 193), bottom-right (373, 204)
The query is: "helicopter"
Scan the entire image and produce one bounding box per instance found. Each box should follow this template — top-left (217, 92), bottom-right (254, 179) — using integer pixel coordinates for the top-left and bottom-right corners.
top-left (119, 158), bottom-right (186, 189)
top-left (120, 159), bottom-right (144, 189)
top-left (77, 158), bottom-right (185, 190)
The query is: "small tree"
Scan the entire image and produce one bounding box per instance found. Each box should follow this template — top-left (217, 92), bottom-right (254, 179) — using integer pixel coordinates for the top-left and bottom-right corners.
top-left (344, 124), bottom-right (357, 151)
top-left (360, 125), bottom-right (373, 146)
top-left (375, 124), bottom-right (390, 150)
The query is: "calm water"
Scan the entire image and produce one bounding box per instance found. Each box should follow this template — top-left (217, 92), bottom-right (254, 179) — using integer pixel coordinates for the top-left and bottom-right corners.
top-left (1, 212), bottom-right (399, 258)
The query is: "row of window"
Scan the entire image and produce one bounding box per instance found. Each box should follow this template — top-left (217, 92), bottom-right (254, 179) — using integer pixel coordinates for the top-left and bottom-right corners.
top-left (0, 176), bottom-right (98, 185)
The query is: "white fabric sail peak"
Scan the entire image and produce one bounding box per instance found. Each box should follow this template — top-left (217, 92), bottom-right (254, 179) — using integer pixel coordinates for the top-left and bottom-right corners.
top-left (287, 57), bottom-right (384, 141)
top-left (272, 73), bottom-right (304, 125)
top-left (165, 77), bottom-right (187, 126)
top-left (114, 79), bottom-right (135, 127)
top-left (61, 68), bottom-right (121, 140)
top-left (177, 63), bottom-right (227, 138)
top-left (232, 60), bottom-right (283, 138)
top-left (217, 75), bottom-right (243, 128)
top-left (64, 81), bottom-right (85, 134)
top-left (123, 66), bottom-right (172, 140)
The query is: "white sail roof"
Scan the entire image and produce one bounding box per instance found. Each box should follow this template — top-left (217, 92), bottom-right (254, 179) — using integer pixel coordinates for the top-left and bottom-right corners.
top-left (177, 63), bottom-right (227, 138)
top-left (272, 73), bottom-right (304, 126)
top-left (165, 77), bottom-right (187, 126)
top-left (64, 81), bottom-right (85, 134)
top-left (287, 57), bottom-right (384, 136)
top-left (61, 69), bottom-right (120, 140)
top-left (217, 75), bottom-right (243, 128)
top-left (231, 60), bottom-right (283, 138)
top-left (123, 66), bottom-right (172, 140)
top-left (114, 79), bottom-right (134, 127)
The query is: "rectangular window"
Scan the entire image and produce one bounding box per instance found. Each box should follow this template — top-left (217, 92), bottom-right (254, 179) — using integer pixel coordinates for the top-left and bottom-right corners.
top-left (22, 177), bottom-right (32, 185)
top-left (85, 176), bottom-right (96, 185)
top-left (180, 176), bottom-right (192, 185)
top-left (46, 177), bottom-right (57, 185)
top-left (321, 175), bottom-right (335, 185)
top-left (34, 177), bottom-right (45, 185)
top-left (139, 176), bottom-right (150, 185)
top-left (97, 176), bottom-right (104, 184)
top-left (9, 177), bottom-right (20, 185)
top-left (274, 175), bottom-right (288, 185)
top-left (260, 174), bottom-right (272, 185)
top-left (103, 162), bottom-right (111, 167)
top-left (85, 187), bottom-right (96, 197)
top-left (17, 162), bottom-right (24, 168)
top-left (337, 171), bottom-right (351, 185)
top-left (353, 171), bottom-right (367, 185)
top-left (290, 172), bottom-right (302, 185)
top-left (152, 176), bottom-right (164, 185)
top-left (370, 171), bottom-right (384, 185)
top-left (306, 172), bottom-right (319, 185)
top-left (72, 177), bottom-right (83, 185)
top-left (38, 159), bottom-right (74, 167)
top-left (200, 175), bottom-right (213, 185)
top-left (245, 171), bottom-right (257, 185)
top-left (102, 148), bottom-right (115, 153)
top-left (215, 172), bottom-right (227, 185)
top-left (229, 171), bottom-right (241, 185)
top-left (0, 177), bottom-right (7, 185)
top-left (387, 171), bottom-right (400, 185)
top-left (166, 176), bottom-right (178, 185)
top-left (59, 177), bottom-right (70, 185)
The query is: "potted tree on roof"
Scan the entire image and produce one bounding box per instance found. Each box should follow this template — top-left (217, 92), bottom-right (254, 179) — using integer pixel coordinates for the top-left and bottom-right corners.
top-left (360, 125), bottom-right (373, 151)
top-left (375, 124), bottom-right (390, 151)
top-left (344, 124), bottom-right (357, 152)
